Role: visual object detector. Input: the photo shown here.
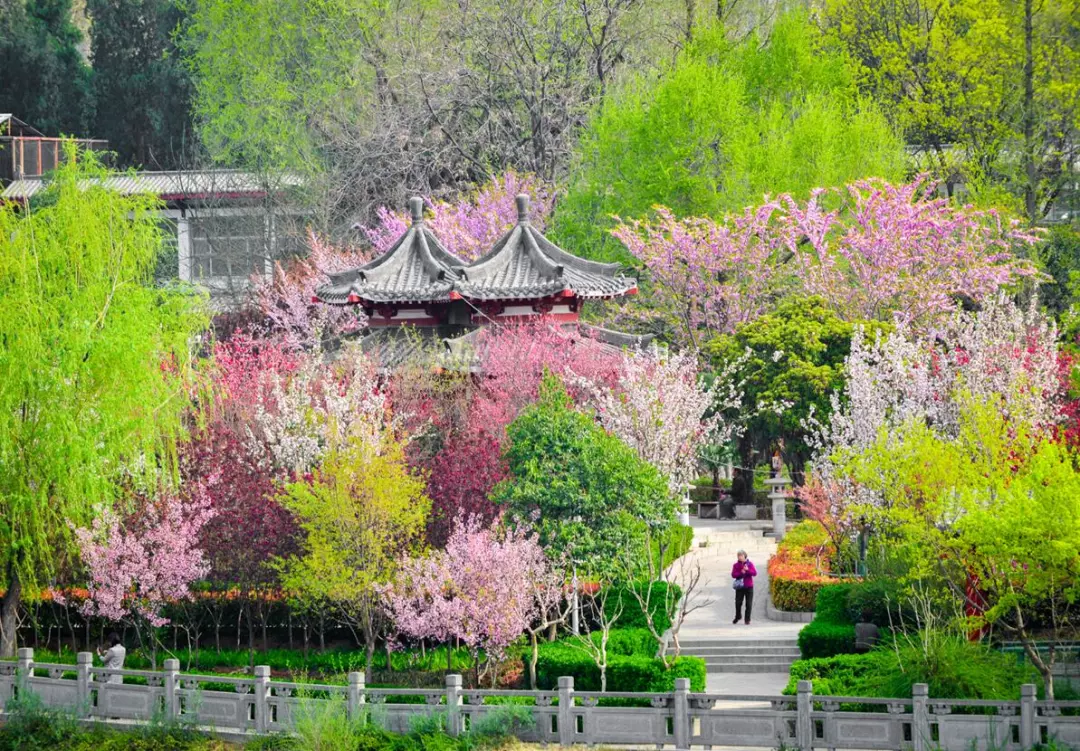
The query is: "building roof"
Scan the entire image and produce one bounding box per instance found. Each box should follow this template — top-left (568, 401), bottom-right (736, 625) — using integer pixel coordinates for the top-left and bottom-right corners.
top-left (317, 198), bottom-right (465, 305)
top-left (316, 195), bottom-right (638, 306)
top-left (454, 195), bottom-right (637, 301)
top-left (0, 115), bottom-right (44, 138)
top-left (1, 169), bottom-right (301, 200)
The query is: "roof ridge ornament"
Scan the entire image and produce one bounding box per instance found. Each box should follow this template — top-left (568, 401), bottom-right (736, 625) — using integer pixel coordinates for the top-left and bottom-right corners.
top-left (409, 196), bottom-right (424, 225)
top-left (516, 194), bottom-right (530, 224)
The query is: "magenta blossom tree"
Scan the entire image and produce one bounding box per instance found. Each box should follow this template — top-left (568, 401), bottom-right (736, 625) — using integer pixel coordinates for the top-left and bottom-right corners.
top-left (383, 516), bottom-right (559, 683)
top-left (423, 320), bottom-right (628, 543)
top-left (613, 177), bottom-right (1041, 346)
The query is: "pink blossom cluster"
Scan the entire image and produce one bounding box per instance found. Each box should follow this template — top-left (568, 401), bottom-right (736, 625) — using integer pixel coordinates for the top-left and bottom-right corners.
top-left (613, 177), bottom-right (1041, 344)
top-left (382, 516), bottom-right (560, 661)
top-left (359, 171), bottom-right (556, 262)
top-left (252, 229), bottom-right (371, 343)
top-left (74, 485), bottom-right (217, 627)
top-left (582, 348), bottom-right (741, 493)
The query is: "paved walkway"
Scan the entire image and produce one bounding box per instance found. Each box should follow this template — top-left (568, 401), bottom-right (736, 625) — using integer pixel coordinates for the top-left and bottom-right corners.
top-left (678, 520), bottom-right (802, 642)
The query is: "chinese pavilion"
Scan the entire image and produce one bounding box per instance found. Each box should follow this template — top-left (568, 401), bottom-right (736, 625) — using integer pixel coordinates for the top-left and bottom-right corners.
top-left (315, 195), bottom-right (650, 367)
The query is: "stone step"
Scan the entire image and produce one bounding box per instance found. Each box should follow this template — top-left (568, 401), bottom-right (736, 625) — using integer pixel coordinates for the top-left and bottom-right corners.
top-left (705, 662), bottom-right (797, 674)
top-left (678, 639), bottom-right (798, 649)
top-left (673, 646), bottom-right (801, 657)
top-left (694, 654), bottom-right (798, 664)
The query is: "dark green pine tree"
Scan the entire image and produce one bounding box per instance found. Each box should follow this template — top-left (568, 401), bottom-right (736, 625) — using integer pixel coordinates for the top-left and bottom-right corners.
top-left (87, 0), bottom-right (195, 169)
top-left (0, 0), bottom-right (94, 136)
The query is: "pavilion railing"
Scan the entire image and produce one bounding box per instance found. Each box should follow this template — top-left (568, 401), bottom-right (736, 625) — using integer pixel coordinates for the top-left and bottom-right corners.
top-left (2, 648), bottom-right (1078, 750)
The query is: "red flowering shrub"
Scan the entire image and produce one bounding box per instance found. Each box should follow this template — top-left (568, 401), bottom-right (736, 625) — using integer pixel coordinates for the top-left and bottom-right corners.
top-left (768, 520), bottom-right (848, 611)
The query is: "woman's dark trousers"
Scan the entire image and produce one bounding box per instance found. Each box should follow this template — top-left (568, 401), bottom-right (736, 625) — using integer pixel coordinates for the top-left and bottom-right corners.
top-left (735, 588), bottom-right (754, 623)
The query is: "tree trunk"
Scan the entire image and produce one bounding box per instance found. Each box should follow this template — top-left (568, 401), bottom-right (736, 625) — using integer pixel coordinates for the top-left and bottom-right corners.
top-left (529, 632), bottom-right (539, 689)
top-left (0, 566), bottom-right (22, 658)
top-left (365, 638), bottom-right (376, 684)
top-left (447, 641), bottom-right (453, 672)
top-left (245, 602), bottom-right (255, 672)
top-left (1022, 0), bottom-right (1037, 224)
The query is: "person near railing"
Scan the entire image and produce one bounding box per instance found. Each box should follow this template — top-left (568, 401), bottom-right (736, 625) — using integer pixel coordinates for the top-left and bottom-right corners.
top-left (96, 633), bottom-right (125, 684)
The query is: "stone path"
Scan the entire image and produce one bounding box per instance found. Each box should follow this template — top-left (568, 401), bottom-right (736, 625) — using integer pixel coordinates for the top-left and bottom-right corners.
top-left (669, 519), bottom-right (803, 698)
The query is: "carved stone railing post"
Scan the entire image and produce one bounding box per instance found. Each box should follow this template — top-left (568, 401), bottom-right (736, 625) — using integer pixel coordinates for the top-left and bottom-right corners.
top-left (557, 676), bottom-right (575, 747)
top-left (673, 677), bottom-right (690, 750)
top-left (347, 670), bottom-right (365, 722)
top-left (445, 673), bottom-right (462, 737)
top-left (765, 476), bottom-right (791, 541)
top-left (253, 665), bottom-right (271, 733)
top-left (163, 658), bottom-right (179, 722)
top-left (796, 680), bottom-right (813, 751)
top-left (75, 652), bottom-right (92, 717)
top-left (16, 647), bottom-right (33, 696)
top-left (912, 683), bottom-right (930, 751)
top-left (1020, 683), bottom-right (1036, 748)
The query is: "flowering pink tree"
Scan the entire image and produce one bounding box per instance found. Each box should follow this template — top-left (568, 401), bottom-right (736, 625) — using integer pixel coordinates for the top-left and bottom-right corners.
top-left (252, 230), bottom-right (370, 343)
top-left (423, 321), bottom-right (628, 543)
top-left (584, 349), bottom-right (740, 495)
top-left (613, 177), bottom-right (1041, 346)
top-left (73, 485), bottom-right (216, 667)
top-left (383, 516), bottom-right (560, 684)
top-left (359, 171), bottom-right (556, 261)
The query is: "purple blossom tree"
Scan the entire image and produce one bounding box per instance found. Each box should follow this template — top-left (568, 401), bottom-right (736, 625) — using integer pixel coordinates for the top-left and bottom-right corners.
top-left (613, 177), bottom-right (1041, 346)
top-left (359, 171), bottom-right (556, 262)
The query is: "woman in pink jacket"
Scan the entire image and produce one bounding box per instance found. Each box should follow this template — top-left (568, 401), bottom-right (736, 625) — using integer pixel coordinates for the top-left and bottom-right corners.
top-left (731, 550), bottom-right (757, 624)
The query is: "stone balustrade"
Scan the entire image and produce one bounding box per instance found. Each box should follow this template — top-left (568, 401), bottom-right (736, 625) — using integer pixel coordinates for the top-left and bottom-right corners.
top-left (3, 648), bottom-right (1079, 749)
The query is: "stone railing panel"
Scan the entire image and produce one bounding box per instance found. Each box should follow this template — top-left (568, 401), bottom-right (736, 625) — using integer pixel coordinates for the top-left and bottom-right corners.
top-left (2, 649), bottom-right (1078, 750)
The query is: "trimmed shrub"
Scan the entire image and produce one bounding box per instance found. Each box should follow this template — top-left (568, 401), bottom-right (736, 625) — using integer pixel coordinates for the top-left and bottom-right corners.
top-left (653, 523), bottom-right (694, 570)
top-left (768, 520), bottom-right (850, 612)
top-left (797, 621), bottom-right (857, 659)
top-left (816, 584), bottom-right (855, 625)
top-left (530, 628), bottom-right (706, 692)
top-left (845, 578), bottom-right (900, 628)
top-left (770, 576), bottom-right (831, 612)
top-left (606, 582), bottom-right (682, 633)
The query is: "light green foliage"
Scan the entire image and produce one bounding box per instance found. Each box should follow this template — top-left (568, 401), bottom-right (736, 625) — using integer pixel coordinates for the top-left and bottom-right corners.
top-left (821, 0), bottom-right (1080, 223)
top-left (706, 296), bottom-right (889, 496)
top-left (836, 400), bottom-right (1080, 696)
top-left (277, 433), bottom-right (429, 665)
top-left (552, 11), bottom-right (905, 262)
top-left (184, 0), bottom-right (383, 173)
top-left (0, 147), bottom-right (208, 622)
top-left (494, 375), bottom-right (676, 573)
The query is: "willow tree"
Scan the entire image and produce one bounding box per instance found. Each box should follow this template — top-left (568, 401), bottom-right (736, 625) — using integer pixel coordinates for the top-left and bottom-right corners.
top-left (0, 146), bottom-right (209, 656)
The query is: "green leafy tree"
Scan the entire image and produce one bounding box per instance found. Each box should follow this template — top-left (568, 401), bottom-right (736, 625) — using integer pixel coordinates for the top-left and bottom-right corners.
top-left (0, 145), bottom-right (209, 656)
top-left (494, 374), bottom-right (676, 574)
top-left (821, 0), bottom-right (1080, 224)
top-left (0, 0), bottom-right (93, 136)
top-left (183, 0), bottom-right (381, 174)
top-left (706, 297), bottom-right (888, 502)
top-left (277, 433), bottom-right (429, 678)
top-left (87, 0), bottom-right (196, 169)
top-left (837, 401), bottom-right (1080, 698)
top-left (552, 10), bottom-right (906, 262)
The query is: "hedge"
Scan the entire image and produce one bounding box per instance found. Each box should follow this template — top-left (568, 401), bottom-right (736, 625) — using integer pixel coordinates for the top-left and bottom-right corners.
top-left (797, 621), bottom-right (856, 659)
top-left (607, 582), bottom-right (681, 633)
top-left (796, 584), bottom-right (856, 659)
top-left (767, 520), bottom-right (838, 612)
top-left (529, 628), bottom-right (706, 692)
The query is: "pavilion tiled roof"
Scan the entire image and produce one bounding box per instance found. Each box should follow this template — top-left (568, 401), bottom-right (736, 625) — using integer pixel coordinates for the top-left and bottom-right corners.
top-left (317, 195), bottom-right (637, 306)
top-left (454, 195), bottom-right (636, 301)
top-left (317, 198), bottom-right (465, 305)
